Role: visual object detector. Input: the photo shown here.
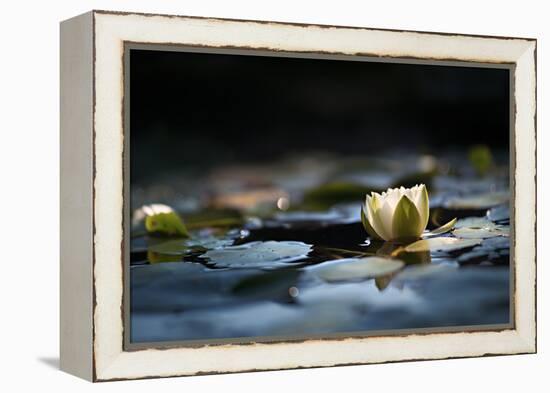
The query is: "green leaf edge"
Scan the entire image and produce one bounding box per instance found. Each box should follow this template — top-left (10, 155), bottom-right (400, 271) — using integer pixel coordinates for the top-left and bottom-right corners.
top-left (426, 217), bottom-right (457, 236)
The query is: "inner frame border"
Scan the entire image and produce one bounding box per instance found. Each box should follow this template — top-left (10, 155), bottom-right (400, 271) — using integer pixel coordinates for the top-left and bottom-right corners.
top-left (122, 42), bottom-right (517, 352)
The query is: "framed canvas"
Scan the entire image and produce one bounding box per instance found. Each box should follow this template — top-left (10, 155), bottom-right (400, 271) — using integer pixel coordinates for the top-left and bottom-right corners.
top-left (60, 10), bottom-right (537, 382)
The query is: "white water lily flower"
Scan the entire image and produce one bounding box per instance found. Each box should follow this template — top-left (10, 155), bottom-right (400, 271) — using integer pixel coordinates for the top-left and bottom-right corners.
top-left (361, 184), bottom-right (429, 242)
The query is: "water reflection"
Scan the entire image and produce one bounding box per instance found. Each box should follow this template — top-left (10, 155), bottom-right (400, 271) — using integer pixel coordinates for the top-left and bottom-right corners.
top-left (130, 151), bottom-right (510, 343)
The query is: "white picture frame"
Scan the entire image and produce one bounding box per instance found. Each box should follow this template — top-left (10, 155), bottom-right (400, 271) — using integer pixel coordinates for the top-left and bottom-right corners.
top-left (60, 10), bottom-right (536, 382)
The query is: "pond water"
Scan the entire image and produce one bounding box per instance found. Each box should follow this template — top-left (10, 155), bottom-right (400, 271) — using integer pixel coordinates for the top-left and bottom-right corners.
top-left (129, 151), bottom-right (511, 343)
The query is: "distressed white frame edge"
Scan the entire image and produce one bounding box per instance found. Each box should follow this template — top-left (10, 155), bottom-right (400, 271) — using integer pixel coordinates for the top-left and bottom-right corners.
top-left (61, 10), bottom-right (536, 382)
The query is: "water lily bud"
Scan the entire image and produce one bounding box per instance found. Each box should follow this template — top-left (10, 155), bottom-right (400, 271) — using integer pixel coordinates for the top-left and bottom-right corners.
top-left (361, 184), bottom-right (429, 242)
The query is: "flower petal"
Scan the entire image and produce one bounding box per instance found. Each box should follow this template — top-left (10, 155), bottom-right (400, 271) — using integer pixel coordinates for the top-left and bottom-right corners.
top-left (414, 184), bottom-right (430, 232)
top-left (378, 200), bottom-right (396, 240)
top-left (361, 205), bottom-right (383, 240)
top-left (391, 195), bottom-right (422, 241)
top-left (385, 188), bottom-right (402, 210)
top-left (367, 194), bottom-right (392, 241)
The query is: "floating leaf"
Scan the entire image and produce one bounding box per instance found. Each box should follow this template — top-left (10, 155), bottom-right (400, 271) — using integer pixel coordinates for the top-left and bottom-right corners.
top-left (145, 211), bottom-right (189, 237)
top-left (444, 191), bottom-right (509, 210)
top-left (200, 241), bottom-right (312, 268)
top-left (424, 218), bottom-right (457, 237)
top-left (453, 226), bottom-right (509, 239)
top-left (452, 216), bottom-right (509, 239)
top-left (148, 236), bottom-right (235, 256)
top-left (455, 217), bottom-right (496, 229)
top-left (311, 257), bottom-right (405, 282)
top-left (487, 204), bottom-right (510, 223)
top-left (404, 237), bottom-right (482, 253)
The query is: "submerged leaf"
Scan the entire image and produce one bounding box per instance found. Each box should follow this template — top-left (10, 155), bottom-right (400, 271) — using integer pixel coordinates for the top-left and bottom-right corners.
top-left (404, 237), bottom-right (482, 253)
top-left (200, 241), bottom-right (312, 268)
top-left (311, 257), bottom-right (405, 282)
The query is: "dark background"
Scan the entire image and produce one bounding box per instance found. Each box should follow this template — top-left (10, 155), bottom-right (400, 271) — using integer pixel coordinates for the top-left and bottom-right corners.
top-left (130, 49), bottom-right (510, 184)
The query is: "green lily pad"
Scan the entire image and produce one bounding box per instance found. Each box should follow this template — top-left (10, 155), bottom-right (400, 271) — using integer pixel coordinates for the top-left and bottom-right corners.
top-left (199, 241), bottom-right (312, 268)
top-left (404, 237), bottom-right (482, 253)
top-left (311, 257), bottom-right (405, 283)
top-left (145, 211), bottom-right (189, 238)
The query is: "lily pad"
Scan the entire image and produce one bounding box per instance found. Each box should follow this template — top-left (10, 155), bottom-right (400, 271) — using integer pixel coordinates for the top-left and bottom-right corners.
top-left (452, 217), bottom-right (509, 239)
top-left (199, 241), bottom-right (312, 268)
top-left (444, 191), bottom-right (509, 210)
top-left (455, 217), bottom-right (496, 229)
top-left (404, 237), bottom-right (482, 253)
top-left (453, 226), bottom-right (509, 239)
top-left (148, 236), bottom-right (235, 256)
top-left (487, 204), bottom-right (510, 223)
top-left (145, 211), bottom-right (189, 237)
top-left (311, 257), bottom-right (405, 283)
top-left (424, 218), bottom-right (457, 237)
